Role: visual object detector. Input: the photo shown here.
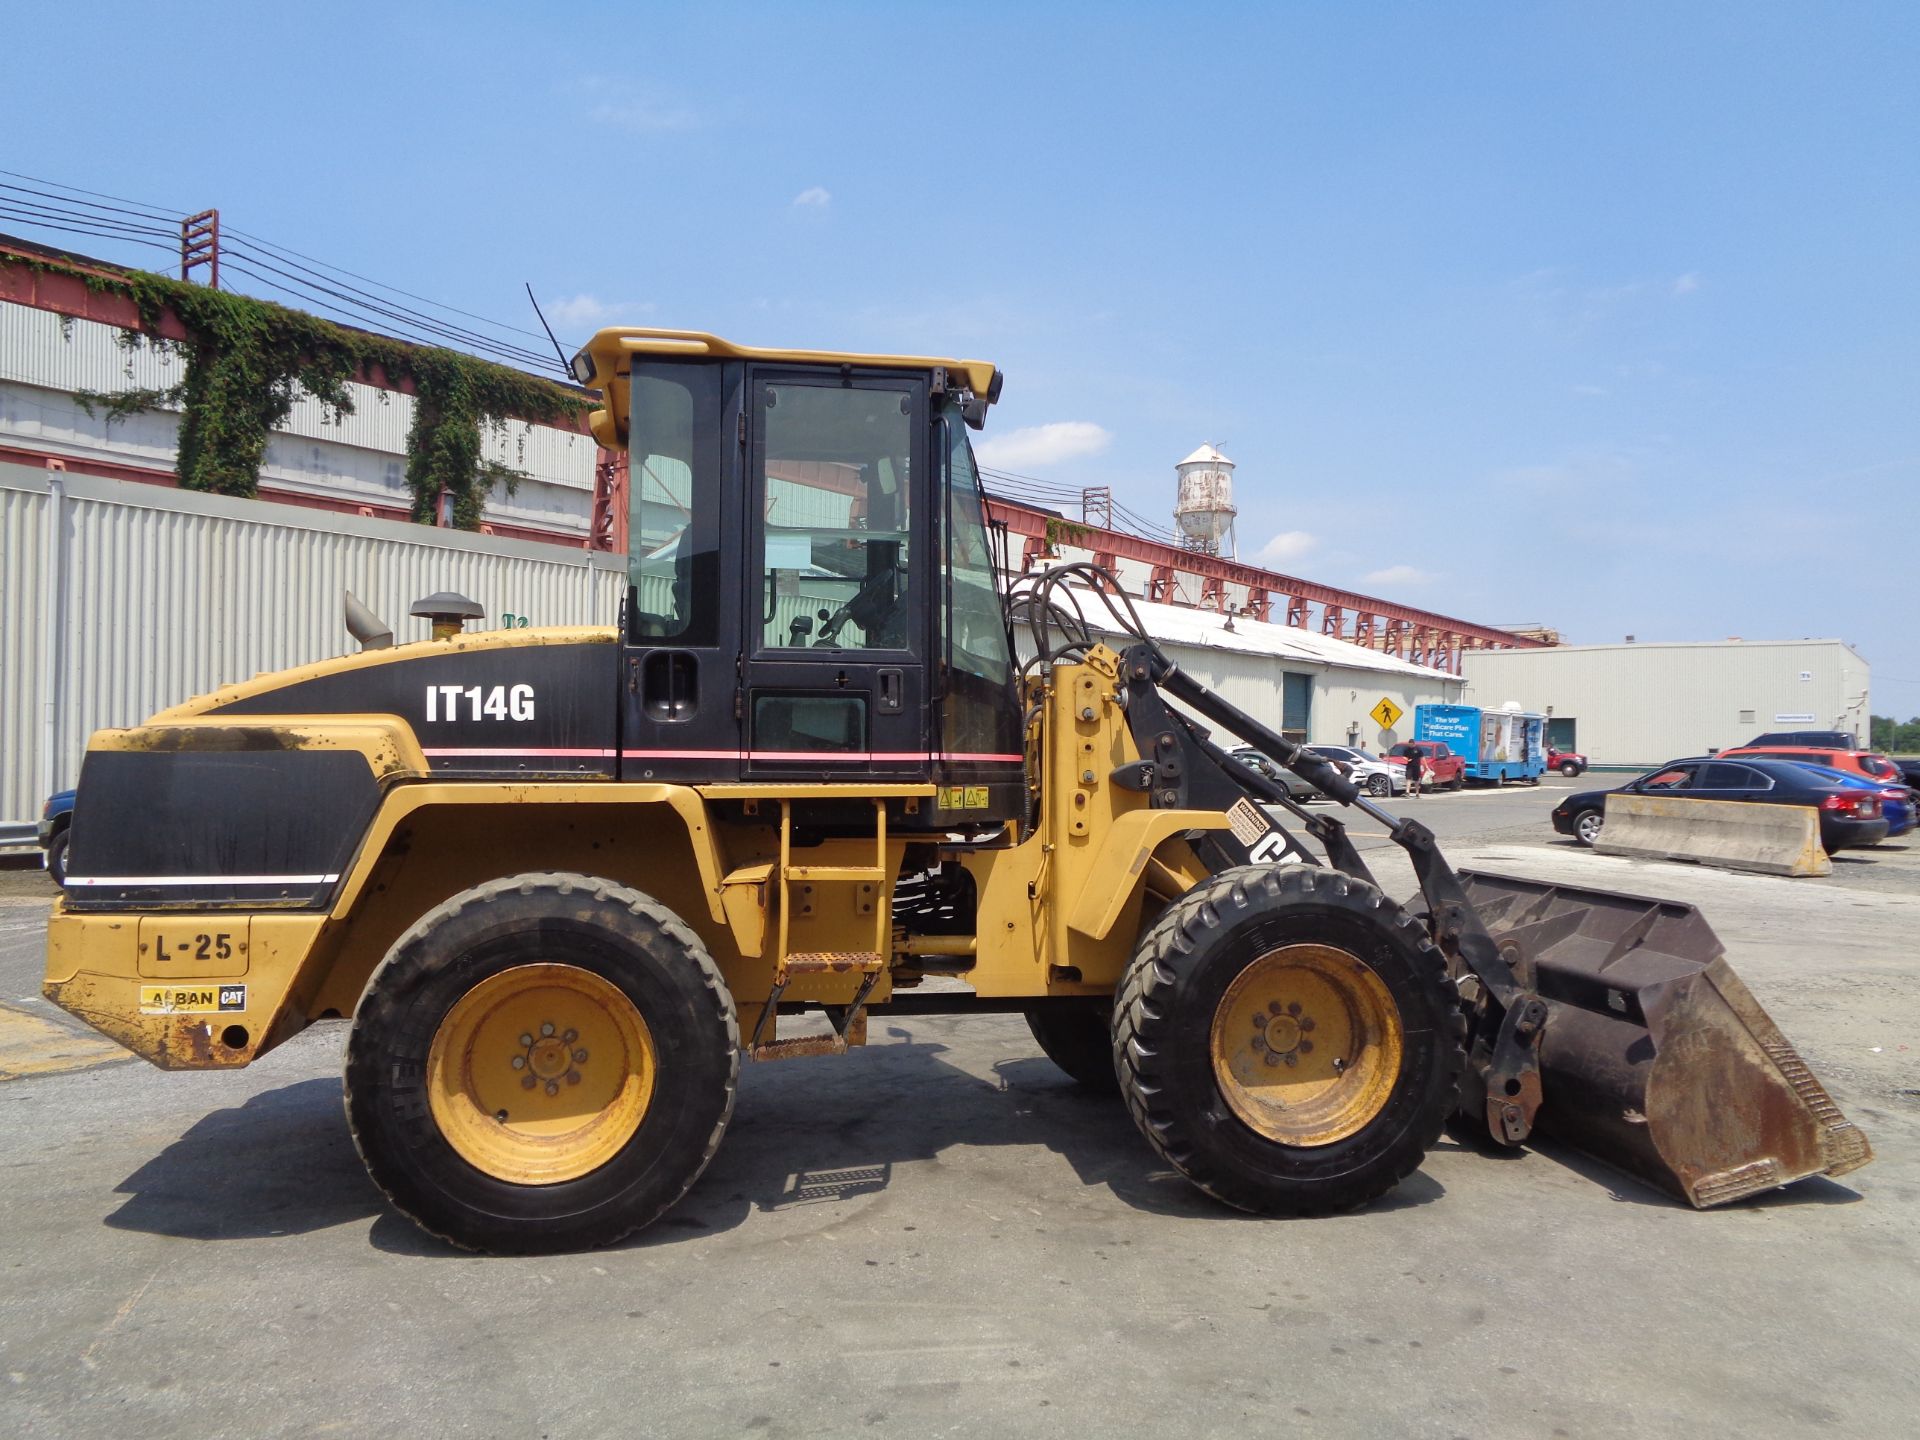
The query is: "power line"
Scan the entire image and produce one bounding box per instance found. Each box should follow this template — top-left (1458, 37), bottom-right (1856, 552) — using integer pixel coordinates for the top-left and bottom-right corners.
top-left (0, 169), bottom-right (181, 221)
top-left (1, 168), bottom-right (570, 375)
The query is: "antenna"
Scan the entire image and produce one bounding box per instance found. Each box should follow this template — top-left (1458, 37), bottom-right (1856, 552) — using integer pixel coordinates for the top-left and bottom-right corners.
top-left (524, 283), bottom-right (573, 378)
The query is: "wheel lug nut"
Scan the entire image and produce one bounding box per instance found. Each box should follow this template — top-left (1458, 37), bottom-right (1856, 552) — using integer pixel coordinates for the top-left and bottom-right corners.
top-left (1283, 1053), bottom-right (1298, 1067)
top-left (540, 1022), bottom-right (556, 1037)
top-left (1299, 1039), bottom-right (1314, 1054)
top-left (563, 1029), bottom-right (579, 1043)
top-left (565, 1070), bottom-right (581, 1085)
top-left (521, 1075), bottom-right (537, 1090)
top-left (545, 1080), bottom-right (559, 1096)
top-left (574, 1048), bottom-right (589, 1063)
top-left (1300, 1017), bottom-right (1316, 1032)
top-left (1267, 1001), bottom-right (1283, 1016)
top-left (1287, 1002), bottom-right (1302, 1016)
top-left (519, 1033), bottom-right (533, 1047)
top-left (1263, 1052), bottom-right (1282, 1067)
top-left (510, 1055), bottom-right (526, 1069)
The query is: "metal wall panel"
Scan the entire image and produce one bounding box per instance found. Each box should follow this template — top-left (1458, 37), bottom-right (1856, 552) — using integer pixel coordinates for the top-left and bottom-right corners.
top-left (1460, 641), bottom-right (1872, 767)
top-left (1, 460), bottom-right (624, 825)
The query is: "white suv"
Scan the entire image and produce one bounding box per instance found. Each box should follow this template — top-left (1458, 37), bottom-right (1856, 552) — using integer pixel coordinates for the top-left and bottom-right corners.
top-left (1305, 744), bottom-right (1405, 797)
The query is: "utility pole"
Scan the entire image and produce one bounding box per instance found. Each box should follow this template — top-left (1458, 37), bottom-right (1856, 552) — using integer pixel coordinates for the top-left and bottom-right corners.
top-left (180, 209), bottom-right (220, 288)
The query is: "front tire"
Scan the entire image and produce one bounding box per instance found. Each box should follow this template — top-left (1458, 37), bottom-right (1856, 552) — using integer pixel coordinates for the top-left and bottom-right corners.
top-left (346, 872), bottom-right (738, 1254)
top-left (1573, 809), bottom-right (1604, 846)
top-left (1113, 865), bottom-right (1464, 1215)
top-left (1366, 774), bottom-right (1390, 797)
top-left (45, 829), bottom-right (68, 886)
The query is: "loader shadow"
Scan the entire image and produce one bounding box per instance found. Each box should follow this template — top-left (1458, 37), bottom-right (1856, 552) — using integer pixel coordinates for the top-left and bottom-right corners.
top-left (1528, 1135), bottom-right (1865, 1210)
top-left (108, 1027), bottom-right (1448, 1256)
top-left (105, 1078), bottom-right (386, 1240)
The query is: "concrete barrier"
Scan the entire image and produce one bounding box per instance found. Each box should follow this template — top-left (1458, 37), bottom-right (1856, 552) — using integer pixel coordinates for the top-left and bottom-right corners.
top-left (1596, 794), bottom-right (1830, 876)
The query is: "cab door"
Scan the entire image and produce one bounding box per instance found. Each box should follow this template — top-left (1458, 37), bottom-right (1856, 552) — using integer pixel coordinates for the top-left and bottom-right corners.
top-left (618, 359), bottom-right (743, 782)
top-left (741, 369), bottom-right (930, 779)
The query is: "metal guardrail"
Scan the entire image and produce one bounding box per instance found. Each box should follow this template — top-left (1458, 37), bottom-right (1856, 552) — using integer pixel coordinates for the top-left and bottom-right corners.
top-left (0, 821), bottom-right (41, 847)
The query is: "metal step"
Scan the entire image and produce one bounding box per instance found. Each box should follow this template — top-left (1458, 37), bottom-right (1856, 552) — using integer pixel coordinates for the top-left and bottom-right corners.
top-left (783, 865), bottom-right (885, 883)
top-left (779, 951), bottom-right (884, 978)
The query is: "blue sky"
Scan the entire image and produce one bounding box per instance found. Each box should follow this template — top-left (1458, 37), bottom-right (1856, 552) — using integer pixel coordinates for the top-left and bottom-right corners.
top-left (9, 3), bottom-right (1918, 713)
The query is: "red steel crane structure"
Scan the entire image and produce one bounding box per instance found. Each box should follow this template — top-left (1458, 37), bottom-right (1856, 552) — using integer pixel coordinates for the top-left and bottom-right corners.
top-left (986, 496), bottom-right (1542, 674)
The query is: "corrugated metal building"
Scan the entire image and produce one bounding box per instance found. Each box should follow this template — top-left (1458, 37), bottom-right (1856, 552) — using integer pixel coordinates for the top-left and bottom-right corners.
top-left (1, 459), bottom-right (624, 829)
top-left (1459, 640), bottom-right (1872, 768)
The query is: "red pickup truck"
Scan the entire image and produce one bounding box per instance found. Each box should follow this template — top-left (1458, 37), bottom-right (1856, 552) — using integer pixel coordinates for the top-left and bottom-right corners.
top-left (1548, 746), bottom-right (1588, 777)
top-left (1385, 740), bottom-right (1466, 790)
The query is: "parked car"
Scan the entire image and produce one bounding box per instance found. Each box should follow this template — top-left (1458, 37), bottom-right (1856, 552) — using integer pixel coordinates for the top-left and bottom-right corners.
top-left (1790, 764), bottom-right (1913, 839)
top-left (1303, 744), bottom-right (1404, 796)
top-left (1385, 740), bottom-right (1466, 790)
top-left (1887, 756), bottom-right (1920, 792)
top-left (1718, 744), bottom-right (1904, 789)
top-left (1742, 730), bottom-right (1856, 750)
top-left (1551, 757), bottom-right (1888, 852)
top-left (38, 788), bottom-right (75, 885)
top-left (1547, 746), bottom-right (1588, 778)
top-left (1230, 747), bottom-right (1323, 802)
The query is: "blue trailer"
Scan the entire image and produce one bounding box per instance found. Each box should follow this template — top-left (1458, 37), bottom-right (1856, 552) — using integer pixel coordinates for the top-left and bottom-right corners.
top-left (1414, 703), bottom-right (1546, 785)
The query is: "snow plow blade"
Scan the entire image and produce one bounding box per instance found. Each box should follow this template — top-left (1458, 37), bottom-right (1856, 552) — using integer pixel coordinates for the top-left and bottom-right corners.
top-left (1460, 872), bottom-right (1873, 1206)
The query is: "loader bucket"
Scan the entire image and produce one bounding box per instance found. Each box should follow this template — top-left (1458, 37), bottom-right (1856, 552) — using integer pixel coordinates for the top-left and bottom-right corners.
top-left (1459, 872), bottom-right (1873, 1206)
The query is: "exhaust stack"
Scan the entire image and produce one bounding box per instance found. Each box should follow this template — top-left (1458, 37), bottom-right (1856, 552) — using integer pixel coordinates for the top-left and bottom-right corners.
top-left (343, 591), bottom-right (393, 650)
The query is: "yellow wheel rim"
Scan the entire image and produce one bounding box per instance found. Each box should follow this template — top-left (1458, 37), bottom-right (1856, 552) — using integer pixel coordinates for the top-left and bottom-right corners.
top-left (1209, 943), bottom-right (1404, 1146)
top-left (426, 963), bottom-right (656, 1185)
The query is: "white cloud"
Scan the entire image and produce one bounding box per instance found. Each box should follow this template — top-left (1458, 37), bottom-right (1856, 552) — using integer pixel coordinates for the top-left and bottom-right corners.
top-left (791, 186), bottom-right (832, 209)
top-left (1671, 272), bottom-right (1700, 296)
top-left (974, 421), bottom-right (1112, 470)
top-left (590, 99), bottom-right (699, 133)
top-left (1256, 530), bottom-right (1319, 563)
top-left (543, 294), bottom-right (655, 332)
top-left (1362, 564), bottom-right (1436, 587)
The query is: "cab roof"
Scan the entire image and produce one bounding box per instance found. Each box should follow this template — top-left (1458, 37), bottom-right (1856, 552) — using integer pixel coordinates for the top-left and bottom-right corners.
top-left (571, 327), bottom-right (1000, 450)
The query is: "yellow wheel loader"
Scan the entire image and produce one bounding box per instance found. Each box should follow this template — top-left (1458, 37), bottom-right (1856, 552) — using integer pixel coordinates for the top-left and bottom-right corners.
top-left (43, 329), bottom-right (1871, 1252)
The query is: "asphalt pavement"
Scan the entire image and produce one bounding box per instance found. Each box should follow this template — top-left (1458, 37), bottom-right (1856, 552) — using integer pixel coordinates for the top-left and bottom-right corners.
top-left (1, 778), bottom-right (1915, 1439)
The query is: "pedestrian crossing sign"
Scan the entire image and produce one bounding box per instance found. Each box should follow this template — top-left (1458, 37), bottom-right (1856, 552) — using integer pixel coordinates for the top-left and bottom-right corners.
top-left (1370, 697), bottom-right (1404, 731)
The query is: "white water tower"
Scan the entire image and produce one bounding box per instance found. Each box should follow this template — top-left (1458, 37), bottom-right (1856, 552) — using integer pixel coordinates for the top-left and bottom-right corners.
top-left (1173, 443), bottom-right (1237, 557)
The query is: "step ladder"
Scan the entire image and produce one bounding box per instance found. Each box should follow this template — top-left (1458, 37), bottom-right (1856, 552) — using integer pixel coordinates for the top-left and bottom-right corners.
top-left (748, 798), bottom-right (890, 1061)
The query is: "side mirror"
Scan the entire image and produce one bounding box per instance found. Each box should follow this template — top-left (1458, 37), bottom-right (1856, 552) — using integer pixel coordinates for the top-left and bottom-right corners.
top-left (962, 396), bottom-right (989, 430)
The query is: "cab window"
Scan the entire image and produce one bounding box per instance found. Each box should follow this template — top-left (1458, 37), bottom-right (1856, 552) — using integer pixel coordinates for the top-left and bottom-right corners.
top-left (759, 382), bottom-right (913, 651)
top-left (628, 364), bottom-right (724, 644)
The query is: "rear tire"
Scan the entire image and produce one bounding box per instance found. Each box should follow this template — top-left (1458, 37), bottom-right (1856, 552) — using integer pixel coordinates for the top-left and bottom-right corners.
top-left (346, 872), bottom-right (738, 1254)
top-left (1113, 865), bottom-right (1464, 1215)
top-left (1560, 761), bottom-right (1580, 778)
top-left (1025, 1000), bottom-right (1120, 1092)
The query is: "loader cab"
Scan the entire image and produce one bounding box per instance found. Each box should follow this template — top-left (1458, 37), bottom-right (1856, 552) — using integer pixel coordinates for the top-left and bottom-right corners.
top-left (579, 330), bottom-right (1023, 831)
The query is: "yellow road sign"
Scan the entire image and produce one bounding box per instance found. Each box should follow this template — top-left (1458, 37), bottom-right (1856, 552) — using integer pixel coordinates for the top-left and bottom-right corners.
top-left (1369, 697), bottom-right (1404, 731)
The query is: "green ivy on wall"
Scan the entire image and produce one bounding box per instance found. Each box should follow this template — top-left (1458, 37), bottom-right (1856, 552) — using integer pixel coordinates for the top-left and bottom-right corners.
top-left (42, 259), bottom-right (585, 528)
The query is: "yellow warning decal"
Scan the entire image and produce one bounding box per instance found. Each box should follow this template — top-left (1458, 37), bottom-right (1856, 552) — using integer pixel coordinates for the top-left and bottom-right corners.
top-left (937, 785), bottom-right (990, 810)
top-left (139, 984), bottom-right (247, 1014)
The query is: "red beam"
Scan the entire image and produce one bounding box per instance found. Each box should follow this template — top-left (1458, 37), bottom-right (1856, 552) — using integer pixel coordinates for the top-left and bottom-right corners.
top-left (986, 496), bottom-right (1542, 650)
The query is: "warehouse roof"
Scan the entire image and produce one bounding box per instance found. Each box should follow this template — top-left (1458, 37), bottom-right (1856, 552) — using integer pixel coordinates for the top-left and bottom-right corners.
top-left (1060, 587), bottom-right (1461, 682)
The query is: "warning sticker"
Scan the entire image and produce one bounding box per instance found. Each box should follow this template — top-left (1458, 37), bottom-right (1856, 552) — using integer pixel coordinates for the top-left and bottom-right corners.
top-left (937, 785), bottom-right (990, 810)
top-left (1226, 796), bottom-right (1271, 849)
